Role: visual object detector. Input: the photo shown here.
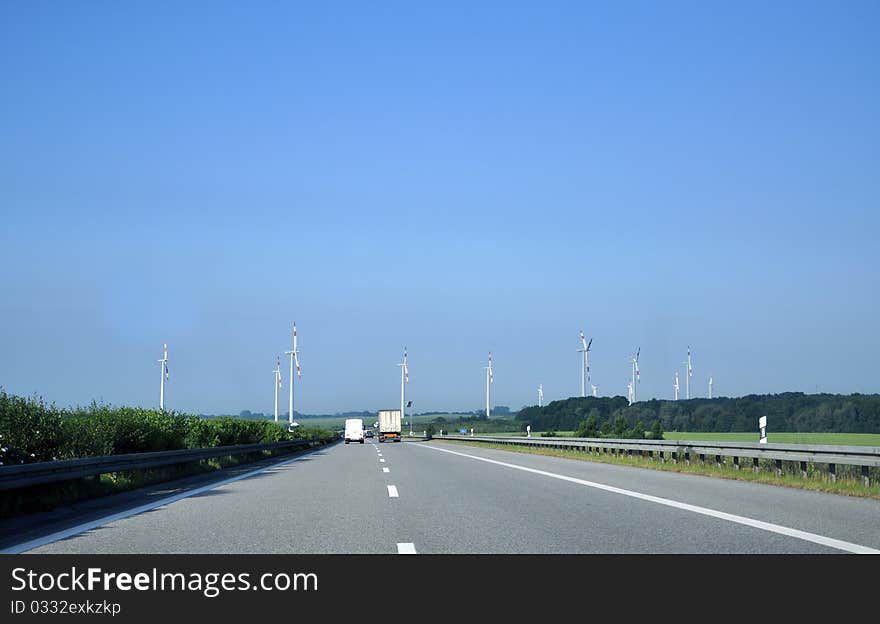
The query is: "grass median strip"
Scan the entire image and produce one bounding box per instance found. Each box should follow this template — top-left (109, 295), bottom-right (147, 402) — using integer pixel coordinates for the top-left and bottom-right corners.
top-left (432, 439), bottom-right (880, 500)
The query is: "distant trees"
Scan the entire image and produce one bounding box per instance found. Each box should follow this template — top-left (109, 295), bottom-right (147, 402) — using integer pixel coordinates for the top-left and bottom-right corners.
top-left (515, 393), bottom-right (880, 434)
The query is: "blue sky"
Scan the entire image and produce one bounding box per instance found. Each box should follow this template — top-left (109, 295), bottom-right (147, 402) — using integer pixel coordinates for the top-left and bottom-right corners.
top-left (2, 1), bottom-right (878, 415)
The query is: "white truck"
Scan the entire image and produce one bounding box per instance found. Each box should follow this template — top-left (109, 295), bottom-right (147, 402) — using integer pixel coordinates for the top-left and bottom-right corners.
top-left (344, 418), bottom-right (365, 444)
top-left (377, 409), bottom-right (402, 443)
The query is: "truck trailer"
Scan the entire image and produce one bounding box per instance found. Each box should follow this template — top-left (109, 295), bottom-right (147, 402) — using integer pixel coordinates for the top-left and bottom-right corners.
top-left (377, 409), bottom-right (402, 442)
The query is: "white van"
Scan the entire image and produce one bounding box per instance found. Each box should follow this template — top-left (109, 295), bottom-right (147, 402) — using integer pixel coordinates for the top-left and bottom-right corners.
top-left (344, 418), bottom-right (365, 444)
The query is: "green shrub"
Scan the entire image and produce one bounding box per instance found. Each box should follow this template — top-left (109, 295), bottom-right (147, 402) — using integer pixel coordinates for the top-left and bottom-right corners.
top-left (575, 415), bottom-right (598, 438)
top-left (0, 390), bottom-right (64, 464)
top-left (0, 390), bottom-right (332, 464)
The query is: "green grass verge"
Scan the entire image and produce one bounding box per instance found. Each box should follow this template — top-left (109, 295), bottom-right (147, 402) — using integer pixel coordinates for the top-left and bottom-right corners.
top-left (471, 431), bottom-right (880, 446)
top-left (663, 432), bottom-right (880, 446)
top-left (434, 439), bottom-right (880, 500)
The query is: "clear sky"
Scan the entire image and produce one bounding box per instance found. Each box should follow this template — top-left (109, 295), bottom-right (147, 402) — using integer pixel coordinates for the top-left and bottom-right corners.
top-left (2, 1), bottom-right (878, 415)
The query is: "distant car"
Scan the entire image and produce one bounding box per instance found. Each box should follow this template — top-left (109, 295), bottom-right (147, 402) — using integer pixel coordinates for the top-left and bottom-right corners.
top-left (365, 429), bottom-right (374, 438)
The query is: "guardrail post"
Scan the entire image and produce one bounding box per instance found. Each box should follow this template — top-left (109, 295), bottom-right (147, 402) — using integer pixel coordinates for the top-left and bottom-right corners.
top-left (752, 457), bottom-right (760, 472)
top-left (684, 451), bottom-right (690, 465)
top-left (671, 452), bottom-right (677, 464)
top-left (733, 456), bottom-right (740, 470)
top-left (775, 459), bottom-right (783, 477)
top-left (715, 455), bottom-right (722, 467)
top-left (799, 461), bottom-right (807, 479)
top-left (828, 463), bottom-right (836, 482)
top-left (658, 451), bottom-right (664, 462)
top-left (699, 453), bottom-right (705, 465)
top-left (862, 466), bottom-right (870, 487)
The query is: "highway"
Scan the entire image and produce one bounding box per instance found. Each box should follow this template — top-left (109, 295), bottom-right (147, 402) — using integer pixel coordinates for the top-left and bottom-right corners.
top-left (4, 439), bottom-right (880, 554)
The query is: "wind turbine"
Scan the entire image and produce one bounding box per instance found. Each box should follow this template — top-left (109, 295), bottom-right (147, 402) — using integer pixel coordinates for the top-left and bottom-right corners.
top-left (284, 322), bottom-right (301, 426)
top-left (538, 383), bottom-right (544, 407)
top-left (273, 356), bottom-right (282, 422)
top-left (629, 347), bottom-right (640, 404)
top-left (577, 331), bottom-right (592, 398)
top-left (627, 379), bottom-right (634, 406)
top-left (591, 384), bottom-right (599, 397)
top-left (397, 347), bottom-right (409, 426)
top-left (483, 351), bottom-right (494, 418)
top-left (709, 375), bottom-right (714, 399)
top-left (674, 370), bottom-right (680, 401)
top-left (157, 343), bottom-right (169, 410)
top-left (682, 346), bottom-right (693, 399)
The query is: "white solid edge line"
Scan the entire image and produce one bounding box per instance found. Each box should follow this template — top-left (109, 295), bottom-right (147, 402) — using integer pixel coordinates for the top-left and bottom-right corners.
top-left (379, 459), bottom-right (386, 462)
top-left (1, 453), bottom-right (313, 555)
top-left (415, 443), bottom-right (880, 555)
top-left (387, 485), bottom-right (399, 498)
top-left (383, 467), bottom-right (390, 473)
top-left (397, 542), bottom-right (417, 554)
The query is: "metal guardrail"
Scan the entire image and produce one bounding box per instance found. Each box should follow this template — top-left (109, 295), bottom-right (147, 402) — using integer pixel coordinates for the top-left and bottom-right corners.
top-left (0, 437), bottom-right (336, 491)
top-left (436, 435), bottom-right (880, 485)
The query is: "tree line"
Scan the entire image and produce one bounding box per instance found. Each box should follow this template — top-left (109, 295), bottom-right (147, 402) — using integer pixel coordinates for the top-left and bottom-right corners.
top-left (515, 393), bottom-right (880, 434)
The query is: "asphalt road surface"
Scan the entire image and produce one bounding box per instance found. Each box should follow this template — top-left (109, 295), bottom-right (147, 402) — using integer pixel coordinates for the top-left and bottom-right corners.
top-left (4, 439), bottom-right (879, 554)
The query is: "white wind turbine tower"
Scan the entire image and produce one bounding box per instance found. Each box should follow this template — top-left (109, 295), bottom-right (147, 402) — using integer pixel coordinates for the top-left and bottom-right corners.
top-left (577, 331), bottom-right (592, 398)
top-left (273, 356), bottom-right (282, 422)
top-left (709, 375), bottom-right (714, 399)
top-left (157, 343), bottom-right (169, 410)
top-left (483, 351), bottom-right (494, 418)
top-left (397, 347), bottom-right (409, 426)
top-left (629, 347), bottom-right (640, 404)
top-left (627, 379), bottom-right (634, 406)
top-left (591, 384), bottom-right (599, 398)
top-left (284, 322), bottom-right (302, 426)
top-left (538, 383), bottom-right (543, 407)
top-left (674, 370), bottom-right (680, 401)
top-left (682, 345), bottom-right (693, 399)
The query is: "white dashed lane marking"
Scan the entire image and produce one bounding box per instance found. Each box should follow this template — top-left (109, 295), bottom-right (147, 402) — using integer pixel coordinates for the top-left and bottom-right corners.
top-left (387, 485), bottom-right (399, 498)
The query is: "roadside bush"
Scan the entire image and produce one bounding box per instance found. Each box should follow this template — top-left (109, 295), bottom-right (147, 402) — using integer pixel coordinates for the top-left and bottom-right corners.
top-left (0, 390), bottom-right (333, 464)
top-left (183, 416), bottom-right (220, 449)
top-left (0, 390), bottom-right (64, 464)
top-left (575, 415), bottom-right (598, 438)
top-left (60, 404), bottom-right (190, 456)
